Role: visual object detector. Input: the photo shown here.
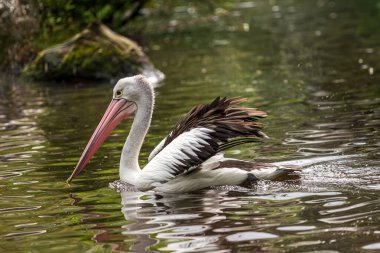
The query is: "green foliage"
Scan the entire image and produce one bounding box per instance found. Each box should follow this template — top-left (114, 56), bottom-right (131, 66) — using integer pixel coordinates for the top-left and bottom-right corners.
top-left (36, 0), bottom-right (147, 30)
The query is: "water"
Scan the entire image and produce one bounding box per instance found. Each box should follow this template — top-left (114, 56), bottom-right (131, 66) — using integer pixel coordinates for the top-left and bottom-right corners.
top-left (1, 1), bottom-right (380, 252)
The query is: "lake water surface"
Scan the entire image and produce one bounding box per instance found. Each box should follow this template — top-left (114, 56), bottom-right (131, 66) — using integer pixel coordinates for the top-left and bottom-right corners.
top-left (1, 1), bottom-right (380, 252)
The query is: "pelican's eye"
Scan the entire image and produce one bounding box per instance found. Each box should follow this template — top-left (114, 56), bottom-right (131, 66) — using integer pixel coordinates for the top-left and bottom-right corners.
top-left (116, 90), bottom-right (122, 97)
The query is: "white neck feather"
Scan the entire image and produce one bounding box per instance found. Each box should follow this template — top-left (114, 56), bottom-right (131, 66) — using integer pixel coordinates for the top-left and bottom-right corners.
top-left (119, 91), bottom-right (154, 185)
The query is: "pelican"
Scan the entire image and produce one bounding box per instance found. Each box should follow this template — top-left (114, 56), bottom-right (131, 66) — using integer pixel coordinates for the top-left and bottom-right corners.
top-left (67, 75), bottom-right (298, 193)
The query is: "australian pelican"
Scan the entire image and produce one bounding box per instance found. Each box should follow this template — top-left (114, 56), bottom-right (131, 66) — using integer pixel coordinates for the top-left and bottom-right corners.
top-left (67, 75), bottom-right (298, 192)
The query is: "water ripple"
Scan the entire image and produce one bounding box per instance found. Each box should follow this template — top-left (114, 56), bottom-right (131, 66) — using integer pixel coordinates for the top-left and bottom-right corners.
top-left (319, 210), bottom-right (380, 224)
top-left (1, 230), bottom-right (47, 238)
top-left (225, 231), bottom-right (278, 242)
top-left (0, 206), bottom-right (41, 214)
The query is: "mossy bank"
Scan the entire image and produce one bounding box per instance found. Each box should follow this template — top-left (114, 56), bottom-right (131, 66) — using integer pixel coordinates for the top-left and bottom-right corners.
top-left (23, 22), bottom-right (164, 83)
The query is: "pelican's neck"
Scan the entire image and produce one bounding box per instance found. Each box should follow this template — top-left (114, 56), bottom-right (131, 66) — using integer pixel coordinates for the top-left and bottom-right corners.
top-left (120, 95), bottom-right (153, 185)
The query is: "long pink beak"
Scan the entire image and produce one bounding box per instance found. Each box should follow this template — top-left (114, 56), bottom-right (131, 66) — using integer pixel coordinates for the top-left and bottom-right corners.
top-left (67, 98), bottom-right (136, 183)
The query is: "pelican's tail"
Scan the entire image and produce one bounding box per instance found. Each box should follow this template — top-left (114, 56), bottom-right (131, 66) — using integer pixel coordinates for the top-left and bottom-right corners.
top-left (250, 164), bottom-right (301, 181)
top-left (209, 155), bottom-right (301, 182)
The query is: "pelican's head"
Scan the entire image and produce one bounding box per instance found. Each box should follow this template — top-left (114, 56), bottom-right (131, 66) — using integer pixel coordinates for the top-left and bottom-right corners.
top-left (113, 75), bottom-right (154, 104)
top-left (67, 75), bottom-right (152, 183)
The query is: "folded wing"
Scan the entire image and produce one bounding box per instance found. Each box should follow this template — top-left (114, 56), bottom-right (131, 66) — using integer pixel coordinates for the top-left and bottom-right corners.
top-left (139, 97), bottom-right (267, 190)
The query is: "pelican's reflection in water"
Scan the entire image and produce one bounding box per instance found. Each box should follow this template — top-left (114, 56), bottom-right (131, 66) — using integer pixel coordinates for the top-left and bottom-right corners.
top-left (119, 189), bottom-right (225, 252)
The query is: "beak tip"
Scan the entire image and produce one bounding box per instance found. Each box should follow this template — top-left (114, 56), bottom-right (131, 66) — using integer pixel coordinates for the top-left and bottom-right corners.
top-left (66, 172), bottom-right (75, 184)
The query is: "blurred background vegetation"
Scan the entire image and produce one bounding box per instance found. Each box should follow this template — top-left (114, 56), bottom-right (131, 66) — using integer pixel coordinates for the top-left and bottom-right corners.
top-left (1, 0), bottom-right (150, 72)
top-left (0, 0), bottom-right (229, 73)
top-left (2, 0), bottom-right (380, 77)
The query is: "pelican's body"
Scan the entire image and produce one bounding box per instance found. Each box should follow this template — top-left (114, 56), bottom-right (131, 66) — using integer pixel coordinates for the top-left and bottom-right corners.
top-left (68, 75), bottom-right (298, 193)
